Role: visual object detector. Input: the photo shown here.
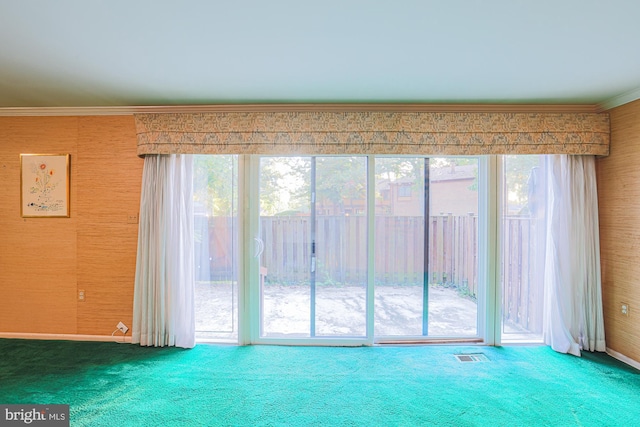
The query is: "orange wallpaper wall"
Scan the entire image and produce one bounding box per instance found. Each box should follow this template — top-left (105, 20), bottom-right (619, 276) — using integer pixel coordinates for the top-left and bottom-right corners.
top-left (0, 116), bottom-right (142, 336)
top-left (597, 99), bottom-right (640, 364)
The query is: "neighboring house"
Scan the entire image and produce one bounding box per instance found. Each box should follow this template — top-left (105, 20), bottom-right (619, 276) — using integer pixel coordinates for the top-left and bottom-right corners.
top-left (377, 164), bottom-right (479, 217)
top-left (315, 195), bottom-right (367, 217)
top-left (429, 163), bottom-right (478, 216)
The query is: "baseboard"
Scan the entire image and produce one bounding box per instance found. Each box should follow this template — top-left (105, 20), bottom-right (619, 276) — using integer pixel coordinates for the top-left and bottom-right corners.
top-left (606, 347), bottom-right (640, 370)
top-left (0, 332), bottom-right (131, 343)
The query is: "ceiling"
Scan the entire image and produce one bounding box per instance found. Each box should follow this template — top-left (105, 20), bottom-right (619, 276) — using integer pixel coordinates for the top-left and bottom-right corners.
top-left (2, 0), bottom-right (640, 110)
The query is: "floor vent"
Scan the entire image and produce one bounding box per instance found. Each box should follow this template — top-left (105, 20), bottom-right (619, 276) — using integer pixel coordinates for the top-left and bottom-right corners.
top-left (455, 353), bottom-right (489, 363)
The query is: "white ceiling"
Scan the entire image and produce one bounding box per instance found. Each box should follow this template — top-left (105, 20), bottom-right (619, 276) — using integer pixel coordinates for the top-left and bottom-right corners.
top-left (2, 0), bottom-right (640, 109)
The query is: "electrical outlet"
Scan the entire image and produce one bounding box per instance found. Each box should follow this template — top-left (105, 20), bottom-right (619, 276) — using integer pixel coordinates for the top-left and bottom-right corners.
top-left (621, 303), bottom-right (630, 317)
top-left (127, 214), bottom-right (139, 224)
top-left (117, 321), bottom-right (129, 334)
top-left (78, 289), bottom-right (85, 302)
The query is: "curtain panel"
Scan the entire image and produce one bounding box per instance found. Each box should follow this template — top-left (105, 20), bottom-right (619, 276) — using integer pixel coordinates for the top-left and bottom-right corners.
top-left (132, 154), bottom-right (196, 349)
top-left (134, 111), bottom-right (609, 156)
top-left (543, 155), bottom-right (606, 355)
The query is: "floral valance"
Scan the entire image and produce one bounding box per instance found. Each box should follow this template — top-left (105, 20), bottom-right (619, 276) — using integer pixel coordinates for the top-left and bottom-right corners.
top-left (134, 110), bottom-right (610, 156)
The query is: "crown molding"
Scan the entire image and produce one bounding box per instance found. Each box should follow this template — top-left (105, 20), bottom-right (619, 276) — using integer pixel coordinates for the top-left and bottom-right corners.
top-left (599, 86), bottom-right (640, 111)
top-left (0, 103), bottom-right (603, 117)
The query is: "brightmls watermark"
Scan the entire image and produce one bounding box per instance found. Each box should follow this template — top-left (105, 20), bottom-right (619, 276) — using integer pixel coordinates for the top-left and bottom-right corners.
top-left (0, 405), bottom-right (68, 426)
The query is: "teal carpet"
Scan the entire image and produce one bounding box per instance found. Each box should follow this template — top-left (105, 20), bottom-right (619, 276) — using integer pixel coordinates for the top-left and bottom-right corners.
top-left (0, 339), bottom-right (639, 426)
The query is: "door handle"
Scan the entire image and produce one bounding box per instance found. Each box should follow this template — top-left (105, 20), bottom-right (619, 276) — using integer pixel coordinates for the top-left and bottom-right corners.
top-left (254, 237), bottom-right (264, 258)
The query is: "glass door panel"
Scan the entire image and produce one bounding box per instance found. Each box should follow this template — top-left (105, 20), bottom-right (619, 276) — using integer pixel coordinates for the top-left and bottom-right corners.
top-left (193, 155), bottom-right (238, 342)
top-left (428, 158), bottom-right (478, 337)
top-left (258, 156), bottom-right (368, 338)
top-left (314, 157), bottom-right (367, 337)
top-left (259, 157), bottom-right (311, 337)
top-left (374, 157), bottom-right (479, 338)
top-left (501, 155), bottom-right (546, 342)
top-left (374, 157), bottom-right (426, 336)
top-left (373, 213), bottom-right (426, 336)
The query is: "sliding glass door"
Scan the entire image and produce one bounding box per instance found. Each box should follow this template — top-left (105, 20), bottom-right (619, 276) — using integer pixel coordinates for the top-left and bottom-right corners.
top-left (192, 154), bottom-right (484, 344)
top-left (258, 156), bottom-right (368, 338)
top-left (374, 157), bottom-right (479, 339)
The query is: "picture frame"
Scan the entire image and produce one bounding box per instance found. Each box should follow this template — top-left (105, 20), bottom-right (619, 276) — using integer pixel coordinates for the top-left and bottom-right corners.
top-left (20, 154), bottom-right (70, 218)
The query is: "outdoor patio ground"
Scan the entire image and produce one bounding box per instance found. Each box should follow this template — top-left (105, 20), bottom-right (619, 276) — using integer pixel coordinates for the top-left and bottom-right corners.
top-left (195, 283), bottom-right (480, 339)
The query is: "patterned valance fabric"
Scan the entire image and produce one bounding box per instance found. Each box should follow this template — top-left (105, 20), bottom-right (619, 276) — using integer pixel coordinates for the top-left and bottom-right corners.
top-left (134, 111), bottom-right (610, 156)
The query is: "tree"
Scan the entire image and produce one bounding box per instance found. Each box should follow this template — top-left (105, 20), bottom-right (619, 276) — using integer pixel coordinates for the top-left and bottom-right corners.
top-left (257, 156), bottom-right (369, 216)
top-left (193, 155), bottom-right (237, 216)
top-left (259, 157), bottom-right (310, 215)
top-left (375, 157), bottom-right (479, 199)
top-left (315, 157), bottom-right (366, 214)
top-left (503, 155), bottom-right (542, 213)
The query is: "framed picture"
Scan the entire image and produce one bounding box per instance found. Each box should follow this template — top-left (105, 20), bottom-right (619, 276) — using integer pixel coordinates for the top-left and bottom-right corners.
top-left (20, 154), bottom-right (70, 218)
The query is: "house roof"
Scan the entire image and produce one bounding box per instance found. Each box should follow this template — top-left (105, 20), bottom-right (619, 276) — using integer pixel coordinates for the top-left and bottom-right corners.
top-left (1, 1), bottom-right (640, 110)
top-left (377, 164), bottom-right (476, 190)
top-left (429, 164), bottom-right (476, 182)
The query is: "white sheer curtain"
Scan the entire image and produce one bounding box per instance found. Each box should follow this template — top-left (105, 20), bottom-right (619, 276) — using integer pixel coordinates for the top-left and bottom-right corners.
top-left (132, 154), bottom-right (196, 348)
top-left (543, 155), bottom-right (606, 356)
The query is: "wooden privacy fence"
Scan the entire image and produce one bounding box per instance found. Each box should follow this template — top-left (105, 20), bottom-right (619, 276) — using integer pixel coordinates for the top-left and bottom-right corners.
top-left (502, 217), bottom-right (544, 333)
top-left (201, 215), bottom-right (480, 292)
top-left (260, 215), bottom-right (479, 294)
top-left (199, 215), bottom-right (542, 331)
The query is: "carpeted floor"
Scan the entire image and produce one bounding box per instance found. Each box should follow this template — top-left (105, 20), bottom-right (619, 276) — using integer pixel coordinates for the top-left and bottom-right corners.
top-left (0, 339), bottom-right (639, 426)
